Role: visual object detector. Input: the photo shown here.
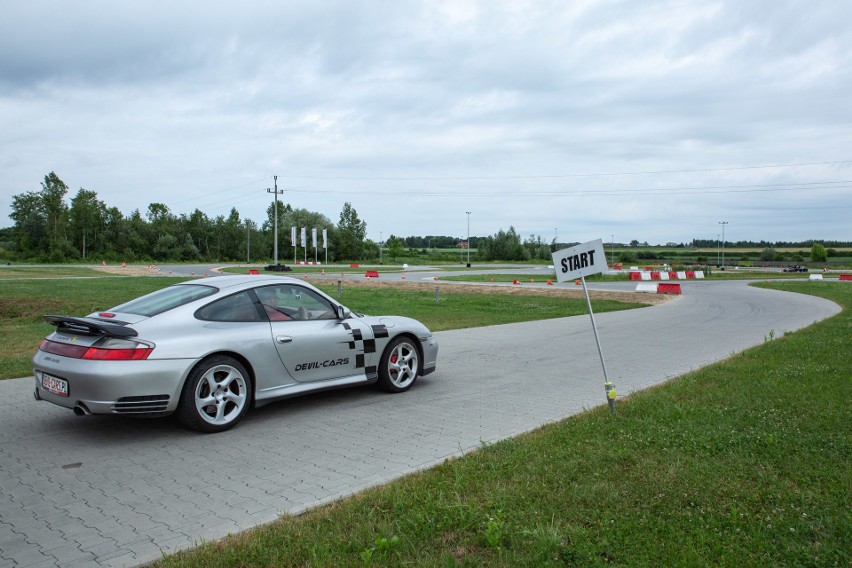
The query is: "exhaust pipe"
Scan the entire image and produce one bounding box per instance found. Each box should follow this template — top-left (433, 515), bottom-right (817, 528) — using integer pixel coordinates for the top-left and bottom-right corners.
top-left (73, 403), bottom-right (91, 416)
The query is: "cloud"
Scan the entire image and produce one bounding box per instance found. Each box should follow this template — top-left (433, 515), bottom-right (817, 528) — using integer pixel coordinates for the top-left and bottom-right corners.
top-left (1, 0), bottom-right (850, 244)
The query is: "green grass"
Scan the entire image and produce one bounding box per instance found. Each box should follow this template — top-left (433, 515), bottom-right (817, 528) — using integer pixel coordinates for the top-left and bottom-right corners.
top-left (0, 277), bottom-right (190, 378)
top-left (443, 270), bottom-right (842, 284)
top-left (313, 283), bottom-right (643, 332)
top-left (1, 276), bottom-right (644, 379)
top-left (154, 281), bottom-right (850, 567)
top-left (441, 273), bottom-right (623, 284)
top-left (220, 265), bottom-right (408, 275)
top-left (0, 266), bottom-right (109, 279)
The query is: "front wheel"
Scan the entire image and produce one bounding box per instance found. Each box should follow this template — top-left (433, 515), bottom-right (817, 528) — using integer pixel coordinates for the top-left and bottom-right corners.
top-left (177, 355), bottom-right (252, 433)
top-left (377, 337), bottom-right (419, 393)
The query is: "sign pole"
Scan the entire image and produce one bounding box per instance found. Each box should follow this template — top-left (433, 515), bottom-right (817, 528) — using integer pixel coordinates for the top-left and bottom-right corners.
top-left (580, 275), bottom-right (609, 384)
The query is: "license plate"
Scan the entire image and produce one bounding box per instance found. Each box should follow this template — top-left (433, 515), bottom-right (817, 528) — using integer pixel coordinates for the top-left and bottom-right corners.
top-left (42, 374), bottom-right (69, 397)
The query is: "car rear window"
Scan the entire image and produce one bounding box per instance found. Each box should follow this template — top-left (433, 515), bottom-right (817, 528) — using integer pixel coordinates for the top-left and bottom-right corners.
top-left (110, 284), bottom-right (218, 317)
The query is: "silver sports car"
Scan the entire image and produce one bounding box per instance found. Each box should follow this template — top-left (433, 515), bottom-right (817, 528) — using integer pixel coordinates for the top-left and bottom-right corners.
top-left (32, 275), bottom-right (438, 432)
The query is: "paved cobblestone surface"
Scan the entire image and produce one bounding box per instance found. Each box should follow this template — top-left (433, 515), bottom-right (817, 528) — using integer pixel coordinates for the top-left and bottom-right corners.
top-left (0, 281), bottom-right (839, 566)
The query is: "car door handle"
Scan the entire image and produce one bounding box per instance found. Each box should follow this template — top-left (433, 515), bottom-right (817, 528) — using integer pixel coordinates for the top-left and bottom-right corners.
top-left (276, 336), bottom-right (293, 344)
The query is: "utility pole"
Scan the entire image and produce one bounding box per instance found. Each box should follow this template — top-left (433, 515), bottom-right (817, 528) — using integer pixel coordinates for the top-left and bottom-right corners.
top-left (718, 221), bottom-right (728, 269)
top-left (466, 211), bottom-right (471, 267)
top-left (267, 176), bottom-right (283, 266)
top-left (716, 234), bottom-right (720, 266)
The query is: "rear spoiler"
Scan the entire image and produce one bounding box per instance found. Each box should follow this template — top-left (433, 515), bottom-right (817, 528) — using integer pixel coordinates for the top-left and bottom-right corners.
top-left (43, 315), bottom-right (138, 338)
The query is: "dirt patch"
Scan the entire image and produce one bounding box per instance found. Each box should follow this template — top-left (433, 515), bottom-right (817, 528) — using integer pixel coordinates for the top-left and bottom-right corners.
top-left (309, 277), bottom-right (671, 305)
top-left (93, 266), bottom-right (169, 277)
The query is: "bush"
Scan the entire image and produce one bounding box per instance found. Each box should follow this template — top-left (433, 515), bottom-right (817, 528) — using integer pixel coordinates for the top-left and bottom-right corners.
top-left (811, 243), bottom-right (827, 262)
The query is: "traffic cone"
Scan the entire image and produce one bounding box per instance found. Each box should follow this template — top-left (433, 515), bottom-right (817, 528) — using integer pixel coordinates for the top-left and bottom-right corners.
top-left (547, 280), bottom-right (553, 285)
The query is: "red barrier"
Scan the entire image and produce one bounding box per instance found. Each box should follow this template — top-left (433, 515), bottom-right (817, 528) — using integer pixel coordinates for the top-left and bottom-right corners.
top-left (685, 271), bottom-right (696, 279)
top-left (350, 263), bottom-right (360, 268)
top-left (629, 272), bottom-right (641, 280)
top-left (650, 272), bottom-right (661, 280)
top-left (657, 283), bottom-right (682, 294)
top-left (365, 270), bottom-right (379, 278)
top-left (668, 271), bottom-right (678, 280)
top-left (840, 274), bottom-right (852, 281)
top-left (248, 269), bottom-right (259, 275)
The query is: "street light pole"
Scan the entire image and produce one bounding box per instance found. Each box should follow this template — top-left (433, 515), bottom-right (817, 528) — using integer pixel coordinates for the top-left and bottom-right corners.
top-left (379, 231), bottom-right (383, 263)
top-left (466, 211), bottom-right (471, 267)
top-left (610, 234), bottom-right (614, 266)
top-left (267, 175), bottom-right (283, 266)
top-left (718, 221), bottom-right (728, 270)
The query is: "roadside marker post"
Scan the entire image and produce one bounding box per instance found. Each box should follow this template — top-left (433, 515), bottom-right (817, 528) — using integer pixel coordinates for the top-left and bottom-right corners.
top-left (552, 239), bottom-right (616, 413)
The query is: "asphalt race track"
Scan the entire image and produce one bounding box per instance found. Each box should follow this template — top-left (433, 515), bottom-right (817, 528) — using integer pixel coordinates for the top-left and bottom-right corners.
top-left (0, 278), bottom-right (840, 567)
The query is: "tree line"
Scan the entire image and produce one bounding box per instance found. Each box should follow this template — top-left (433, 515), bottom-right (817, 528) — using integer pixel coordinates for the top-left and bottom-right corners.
top-left (5, 172), bottom-right (846, 265)
top-left (1, 173), bottom-right (561, 264)
top-left (3, 172), bottom-right (369, 263)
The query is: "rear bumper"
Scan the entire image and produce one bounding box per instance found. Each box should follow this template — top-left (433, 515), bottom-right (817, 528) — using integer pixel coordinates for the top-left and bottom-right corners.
top-left (32, 351), bottom-right (196, 415)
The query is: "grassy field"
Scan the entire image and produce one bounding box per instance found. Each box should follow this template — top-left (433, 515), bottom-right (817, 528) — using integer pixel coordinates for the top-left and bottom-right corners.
top-left (220, 265), bottom-right (404, 275)
top-left (0, 266), bottom-right (109, 279)
top-left (0, 276), bottom-right (191, 379)
top-left (440, 271), bottom-right (830, 284)
top-left (1, 274), bottom-right (645, 379)
top-left (153, 281), bottom-right (850, 567)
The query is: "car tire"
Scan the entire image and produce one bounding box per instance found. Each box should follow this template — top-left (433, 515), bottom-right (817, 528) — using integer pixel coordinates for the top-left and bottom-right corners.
top-left (177, 355), bottom-right (252, 433)
top-left (377, 336), bottom-right (419, 393)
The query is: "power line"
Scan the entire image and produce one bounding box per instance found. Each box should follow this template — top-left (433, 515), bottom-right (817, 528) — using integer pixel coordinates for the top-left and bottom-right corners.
top-left (283, 160), bottom-right (852, 181)
top-left (163, 176), bottom-right (271, 209)
top-left (286, 180), bottom-right (852, 198)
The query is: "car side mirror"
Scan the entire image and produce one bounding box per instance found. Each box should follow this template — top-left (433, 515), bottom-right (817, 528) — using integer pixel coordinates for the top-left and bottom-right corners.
top-left (336, 305), bottom-right (351, 320)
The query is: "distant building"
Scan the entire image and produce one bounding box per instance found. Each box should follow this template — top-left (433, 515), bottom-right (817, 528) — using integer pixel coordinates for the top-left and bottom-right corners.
top-left (456, 241), bottom-right (469, 249)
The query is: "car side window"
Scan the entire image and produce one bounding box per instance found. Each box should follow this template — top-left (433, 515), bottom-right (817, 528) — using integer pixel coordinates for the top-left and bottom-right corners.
top-left (196, 291), bottom-right (263, 322)
top-left (255, 285), bottom-right (336, 321)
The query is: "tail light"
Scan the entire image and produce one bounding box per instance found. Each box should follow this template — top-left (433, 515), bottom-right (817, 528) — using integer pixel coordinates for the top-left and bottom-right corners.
top-left (40, 337), bottom-right (154, 361)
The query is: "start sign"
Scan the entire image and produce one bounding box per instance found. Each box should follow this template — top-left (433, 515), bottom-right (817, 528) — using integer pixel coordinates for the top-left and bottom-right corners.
top-left (551, 239), bottom-right (608, 282)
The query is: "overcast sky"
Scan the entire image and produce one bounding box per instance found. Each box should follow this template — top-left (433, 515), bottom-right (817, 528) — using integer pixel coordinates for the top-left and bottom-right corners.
top-left (1, 0), bottom-right (850, 245)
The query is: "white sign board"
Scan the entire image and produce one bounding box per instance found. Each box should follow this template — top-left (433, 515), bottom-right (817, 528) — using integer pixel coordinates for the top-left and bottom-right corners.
top-left (551, 239), bottom-right (608, 282)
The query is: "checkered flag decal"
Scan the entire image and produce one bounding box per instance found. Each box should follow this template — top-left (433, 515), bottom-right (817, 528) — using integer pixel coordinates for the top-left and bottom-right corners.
top-left (341, 323), bottom-right (388, 378)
